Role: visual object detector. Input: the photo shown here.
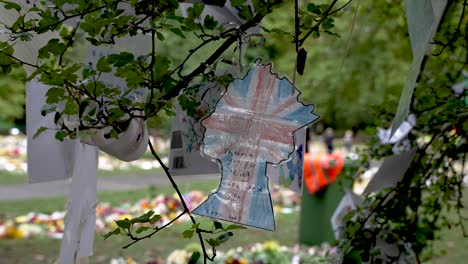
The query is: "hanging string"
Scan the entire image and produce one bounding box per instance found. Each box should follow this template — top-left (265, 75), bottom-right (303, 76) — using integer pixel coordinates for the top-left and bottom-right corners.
top-left (340, 0), bottom-right (361, 72)
top-left (292, 0), bottom-right (300, 96)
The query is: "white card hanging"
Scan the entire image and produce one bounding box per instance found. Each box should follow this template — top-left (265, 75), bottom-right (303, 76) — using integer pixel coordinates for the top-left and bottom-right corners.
top-left (331, 189), bottom-right (363, 239)
top-left (59, 141), bottom-right (98, 263)
top-left (26, 79), bottom-right (73, 183)
top-left (378, 114), bottom-right (416, 144)
top-left (363, 148), bottom-right (417, 195)
top-left (266, 128), bottom-right (307, 193)
top-left (168, 82), bottom-right (224, 175)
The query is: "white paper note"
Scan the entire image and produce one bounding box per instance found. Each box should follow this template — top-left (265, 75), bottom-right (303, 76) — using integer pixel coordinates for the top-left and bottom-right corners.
top-left (27, 80), bottom-right (73, 183)
top-left (59, 141), bottom-right (98, 263)
top-left (267, 128), bottom-right (307, 193)
top-left (363, 148), bottom-right (418, 194)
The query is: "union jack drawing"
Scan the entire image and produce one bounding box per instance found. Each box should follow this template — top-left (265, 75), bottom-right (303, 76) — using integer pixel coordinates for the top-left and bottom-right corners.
top-left (193, 63), bottom-right (319, 230)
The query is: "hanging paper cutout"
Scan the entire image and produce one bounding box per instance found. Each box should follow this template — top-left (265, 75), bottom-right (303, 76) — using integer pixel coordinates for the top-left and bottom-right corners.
top-left (59, 141), bottom-right (98, 263)
top-left (266, 128), bottom-right (307, 193)
top-left (26, 80), bottom-right (76, 183)
top-left (303, 152), bottom-right (345, 194)
top-left (169, 82), bottom-right (225, 175)
top-left (331, 189), bottom-right (363, 239)
top-left (391, 0), bottom-right (436, 136)
top-left (379, 114), bottom-right (416, 144)
top-left (169, 82), bottom-right (308, 194)
top-left (192, 63), bottom-right (318, 230)
top-left (363, 148), bottom-right (417, 194)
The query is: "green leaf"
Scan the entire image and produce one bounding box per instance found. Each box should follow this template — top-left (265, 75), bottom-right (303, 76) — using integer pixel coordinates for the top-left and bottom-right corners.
top-left (97, 57), bottom-right (112, 73)
top-left (238, 5), bottom-right (254, 20)
top-left (312, 30), bottom-right (320, 38)
top-left (38, 39), bottom-right (66, 59)
top-left (226, 224), bottom-right (247, 230)
top-left (213, 221), bottom-right (223, 230)
top-left (203, 15), bottom-right (218, 30)
top-left (108, 129), bottom-right (119, 139)
top-left (216, 232), bottom-right (233, 243)
top-left (115, 218), bottom-right (131, 229)
top-left (55, 131), bottom-right (68, 141)
top-left (0, 1), bottom-right (21, 12)
top-left (169, 28), bottom-right (185, 38)
top-left (135, 226), bottom-right (151, 234)
top-left (188, 251), bottom-right (201, 264)
top-left (45, 88), bottom-right (65, 104)
top-left (102, 228), bottom-right (121, 240)
top-left (322, 18), bottom-right (334, 30)
top-left (130, 210), bottom-right (155, 224)
top-left (149, 215), bottom-right (161, 225)
top-left (182, 229), bottom-right (195, 238)
top-left (63, 100), bottom-right (78, 115)
top-left (188, 2), bottom-right (205, 18)
top-left (33, 127), bottom-right (48, 139)
top-left (205, 238), bottom-right (220, 247)
top-left (156, 31), bottom-right (165, 41)
top-left (40, 104), bottom-right (56, 116)
top-left (307, 3), bottom-right (322, 15)
top-left (324, 30), bottom-right (341, 38)
top-left (108, 52), bottom-right (134, 67)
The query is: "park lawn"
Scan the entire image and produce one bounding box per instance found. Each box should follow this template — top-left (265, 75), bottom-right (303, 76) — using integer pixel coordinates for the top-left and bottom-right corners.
top-left (424, 190), bottom-right (468, 264)
top-left (0, 212), bottom-right (299, 264)
top-left (0, 178), bottom-right (297, 263)
top-left (1, 180), bottom-right (468, 263)
top-left (0, 167), bottom-right (164, 186)
top-left (0, 179), bottom-right (219, 216)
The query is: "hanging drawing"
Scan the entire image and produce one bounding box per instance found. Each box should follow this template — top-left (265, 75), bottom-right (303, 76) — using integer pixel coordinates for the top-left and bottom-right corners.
top-left (168, 79), bottom-right (308, 190)
top-left (192, 62), bottom-right (318, 230)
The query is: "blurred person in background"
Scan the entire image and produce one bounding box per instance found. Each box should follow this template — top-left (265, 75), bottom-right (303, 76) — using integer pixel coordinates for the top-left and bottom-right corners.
top-left (343, 130), bottom-right (353, 153)
top-left (324, 127), bottom-right (334, 154)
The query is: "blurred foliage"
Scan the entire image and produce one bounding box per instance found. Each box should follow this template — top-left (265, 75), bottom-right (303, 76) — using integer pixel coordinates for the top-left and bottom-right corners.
top-left (255, 0), bottom-right (412, 131)
top-left (0, 67), bottom-right (25, 121)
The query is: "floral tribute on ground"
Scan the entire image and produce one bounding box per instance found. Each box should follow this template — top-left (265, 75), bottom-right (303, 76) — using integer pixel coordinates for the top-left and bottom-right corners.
top-left (0, 186), bottom-right (298, 240)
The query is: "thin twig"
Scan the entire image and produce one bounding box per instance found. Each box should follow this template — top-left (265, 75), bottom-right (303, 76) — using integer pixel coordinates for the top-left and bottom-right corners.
top-left (298, 0), bottom-right (339, 46)
top-left (147, 139), bottom-right (214, 263)
top-left (122, 211), bottom-right (187, 249)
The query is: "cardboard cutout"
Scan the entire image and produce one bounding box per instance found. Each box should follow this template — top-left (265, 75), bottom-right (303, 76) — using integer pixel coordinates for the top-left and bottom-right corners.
top-left (192, 63), bottom-right (318, 230)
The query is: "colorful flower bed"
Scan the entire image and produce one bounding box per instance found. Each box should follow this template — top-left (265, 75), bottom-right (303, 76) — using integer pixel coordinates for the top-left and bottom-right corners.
top-left (0, 135), bottom-right (169, 173)
top-left (0, 187), bottom-right (300, 240)
top-left (163, 240), bottom-right (336, 264)
top-left (108, 241), bottom-right (336, 264)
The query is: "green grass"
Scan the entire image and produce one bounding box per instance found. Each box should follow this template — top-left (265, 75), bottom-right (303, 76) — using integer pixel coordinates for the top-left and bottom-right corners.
top-left (0, 212), bottom-right (298, 264)
top-left (0, 179), bottom-right (296, 263)
top-left (0, 179), bottom-right (219, 216)
top-left (2, 180), bottom-right (468, 263)
top-left (423, 191), bottom-right (468, 264)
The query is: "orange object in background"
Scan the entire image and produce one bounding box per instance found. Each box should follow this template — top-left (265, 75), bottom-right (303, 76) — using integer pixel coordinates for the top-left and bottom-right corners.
top-left (303, 153), bottom-right (345, 194)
